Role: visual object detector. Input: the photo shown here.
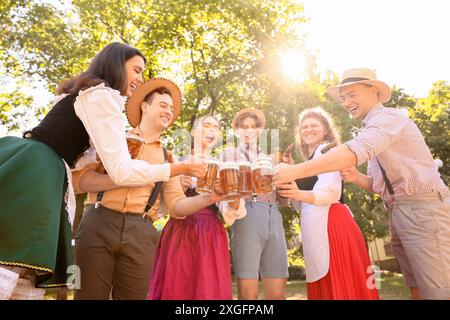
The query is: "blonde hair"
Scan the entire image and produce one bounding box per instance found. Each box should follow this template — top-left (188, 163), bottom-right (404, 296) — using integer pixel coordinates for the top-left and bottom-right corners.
top-left (295, 107), bottom-right (341, 160)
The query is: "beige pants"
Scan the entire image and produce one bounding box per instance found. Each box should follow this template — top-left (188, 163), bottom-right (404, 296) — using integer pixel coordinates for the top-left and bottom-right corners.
top-left (0, 266), bottom-right (45, 300)
top-left (389, 192), bottom-right (450, 300)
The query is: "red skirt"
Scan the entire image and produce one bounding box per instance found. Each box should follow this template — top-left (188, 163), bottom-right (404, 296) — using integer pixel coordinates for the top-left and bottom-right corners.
top-left (307, 203), bottom-right (380, 300)
top-left (148, 208), bottom-right (232, 300)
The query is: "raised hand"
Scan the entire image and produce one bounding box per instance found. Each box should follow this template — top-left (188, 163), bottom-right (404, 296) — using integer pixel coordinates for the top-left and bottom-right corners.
top-left (187, 163), bottom-right (208, 179)
top-left (273, 163), bottom-right (298, 186)
top-left (282, 143), bottom-right (295, 165)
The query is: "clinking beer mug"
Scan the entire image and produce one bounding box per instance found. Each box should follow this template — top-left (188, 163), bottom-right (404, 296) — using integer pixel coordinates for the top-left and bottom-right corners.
top-left (219, 161), bottom-right (240, 201)
top-left (196, 159), bottom-right (219, 194)
top-left (238, 160), bottom-right (253, 197)
top-left (251, 155), bottom-right (275, 195)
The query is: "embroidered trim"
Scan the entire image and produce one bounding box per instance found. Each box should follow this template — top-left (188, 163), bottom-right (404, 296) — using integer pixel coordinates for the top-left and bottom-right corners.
top-left (38, 283), bottom-right (67, 288)
top-left (1, 261), bottom-right (69, 288)
top-left (0, 261), bottom-right (53, 274)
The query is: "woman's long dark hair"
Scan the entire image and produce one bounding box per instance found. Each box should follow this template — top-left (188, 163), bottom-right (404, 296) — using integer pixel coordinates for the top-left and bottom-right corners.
top-left (56, 42), bottom-right (146, 95)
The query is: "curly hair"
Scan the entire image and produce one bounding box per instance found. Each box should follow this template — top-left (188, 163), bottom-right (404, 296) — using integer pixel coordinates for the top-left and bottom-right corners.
top-left (295, 107), bottom-right (341, 160)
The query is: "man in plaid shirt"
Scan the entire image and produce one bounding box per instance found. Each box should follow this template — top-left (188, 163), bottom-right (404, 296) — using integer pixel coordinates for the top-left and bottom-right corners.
top-left (275, 68), bottom-right (450, 300)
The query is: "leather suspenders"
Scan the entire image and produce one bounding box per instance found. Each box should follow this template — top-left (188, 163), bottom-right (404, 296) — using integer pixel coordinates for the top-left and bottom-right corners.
top-left (376, 158), bottom-right (395, 195)
top-left (95, 148), bottom-right (170, 217)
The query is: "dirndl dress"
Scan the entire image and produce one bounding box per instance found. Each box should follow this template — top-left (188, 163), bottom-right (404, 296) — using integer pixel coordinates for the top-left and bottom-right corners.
top-left (0, 136), bottom-right (72, 288)
top-left (148, 189), bottom-right (232, 300)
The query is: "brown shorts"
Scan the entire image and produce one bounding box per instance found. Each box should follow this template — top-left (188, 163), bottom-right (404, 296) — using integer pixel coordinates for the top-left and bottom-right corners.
top-left (389, 192), bottom-right (450, 300)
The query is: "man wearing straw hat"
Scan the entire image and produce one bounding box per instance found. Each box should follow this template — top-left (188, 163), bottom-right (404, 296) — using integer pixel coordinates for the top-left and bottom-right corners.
top-left (275, 68), bottom-right (450, 300)
top-left (71, 78), bottom-right (244, 300)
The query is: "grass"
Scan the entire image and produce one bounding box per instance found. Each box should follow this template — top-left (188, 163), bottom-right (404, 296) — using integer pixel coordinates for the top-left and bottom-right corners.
top-left (231, 271), bottom-right (410, 300)
top-left (45, 271), bottom-right (410, 300)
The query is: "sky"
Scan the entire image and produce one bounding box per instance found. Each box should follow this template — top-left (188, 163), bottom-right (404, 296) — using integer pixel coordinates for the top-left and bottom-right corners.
top-left (300, 0), bottom-right (450, 97)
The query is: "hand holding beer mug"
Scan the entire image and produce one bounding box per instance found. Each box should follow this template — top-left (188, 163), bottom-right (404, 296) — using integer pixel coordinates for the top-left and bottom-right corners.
top-left (251, 155), bottom-right (275, 195)
top-left (180, 175), bottom-right (194, 193)
top-left (186, 162), bottom-right (208, 179)
top-left (207, 177), bottom-right (227, 203)
top-left (196, 160), bottom-right (219, 194)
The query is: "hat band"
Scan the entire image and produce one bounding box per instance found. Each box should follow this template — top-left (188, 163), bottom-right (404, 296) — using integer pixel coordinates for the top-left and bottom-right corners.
top-left (341, 77), bottom-right (370, 85)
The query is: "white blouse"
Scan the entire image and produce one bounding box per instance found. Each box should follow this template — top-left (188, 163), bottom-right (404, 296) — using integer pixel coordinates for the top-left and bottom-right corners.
top-left (73, 83), bottom-right (170, 186)
top-left (292, 143), bottom-right (343, 282)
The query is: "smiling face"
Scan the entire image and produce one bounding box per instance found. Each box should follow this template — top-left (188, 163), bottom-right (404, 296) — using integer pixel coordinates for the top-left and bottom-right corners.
top-left (124, 55), bottom-right (145, 97)
top-left (236, 116), bottom-right (261, 146)
top-left (193, 116), bottom-right (220, 150)
top-left (141, 92), bottom-right (174, 131)
top-left (339, 83), bottom-right (379, 120)
top-left (300, 117), bottom-right (327, 149)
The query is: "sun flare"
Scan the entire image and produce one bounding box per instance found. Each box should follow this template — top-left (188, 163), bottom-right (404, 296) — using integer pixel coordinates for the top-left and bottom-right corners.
top-left (280, 49), bottom-right (308, 82)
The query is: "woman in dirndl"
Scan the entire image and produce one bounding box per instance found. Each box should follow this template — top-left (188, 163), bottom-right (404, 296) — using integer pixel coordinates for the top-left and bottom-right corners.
top-left (0, 42), bottom-right (176, 298)
top-left (149, 115), bottom-right (246, 300)
top-left (278, 107), bottom-right (380, 300)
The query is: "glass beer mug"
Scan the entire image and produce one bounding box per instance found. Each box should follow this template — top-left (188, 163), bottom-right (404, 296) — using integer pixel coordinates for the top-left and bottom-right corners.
top-left (238, 160), bottom-right (253, 197)
top-left (251, 155), bottom-right (274, 195)
top-left (96, 135), bottom-right (143, 174)
top-left (219, 161), bottom-right (239, 201)
top-left (196, 159), bottom-right (219, 194)
top-left (126, 135), bottom-right (144, 159)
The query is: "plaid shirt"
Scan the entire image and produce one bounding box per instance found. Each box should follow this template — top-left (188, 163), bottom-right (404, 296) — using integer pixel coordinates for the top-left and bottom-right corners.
top-left (345, 103), bottom-right (449, 205)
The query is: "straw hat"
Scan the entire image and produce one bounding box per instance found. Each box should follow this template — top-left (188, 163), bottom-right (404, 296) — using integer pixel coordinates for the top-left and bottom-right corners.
top-left (125, 77), bottom-right (182, 128)
top-left (232, 108), bottom-right (266, 129)
top-left (326, 68), bottom-right (391, 103)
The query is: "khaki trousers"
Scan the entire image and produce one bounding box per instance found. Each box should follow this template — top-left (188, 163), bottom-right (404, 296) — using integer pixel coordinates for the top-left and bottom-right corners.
top-left (388, 192), bottom-right (450, 299)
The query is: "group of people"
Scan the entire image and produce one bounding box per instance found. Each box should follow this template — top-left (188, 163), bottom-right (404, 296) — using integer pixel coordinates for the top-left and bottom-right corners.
top-left (0, 42), bottom-right (449, 300)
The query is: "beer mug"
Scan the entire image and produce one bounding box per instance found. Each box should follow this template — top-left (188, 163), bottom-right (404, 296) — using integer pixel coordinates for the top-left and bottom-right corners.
top-left (126, 135), bottom-right (144, 159)
top-left (196, 160), bottom-right (219, 194)
top-left (219, 161), bottom-right (239, 201)
top-left (251, 155), bottom-right (274, 195)
top-left (238, 160), bottom-right (253, 197)
top-left (96, 135), bottom-right (144, 173)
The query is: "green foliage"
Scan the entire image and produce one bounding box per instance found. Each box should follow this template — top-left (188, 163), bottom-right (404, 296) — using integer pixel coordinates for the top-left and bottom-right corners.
top-left (2, 0), bottom-right (449, 264)
top-left (408, 81), bottom-right (450, 184)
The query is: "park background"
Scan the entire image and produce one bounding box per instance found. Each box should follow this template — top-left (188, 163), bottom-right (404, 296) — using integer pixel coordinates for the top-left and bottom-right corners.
top-left (1, 0), bottom-right (449, 299)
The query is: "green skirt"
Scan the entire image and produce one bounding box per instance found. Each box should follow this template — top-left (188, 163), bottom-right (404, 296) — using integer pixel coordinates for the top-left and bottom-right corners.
top-left (0, 136), bottom-right (73, 288)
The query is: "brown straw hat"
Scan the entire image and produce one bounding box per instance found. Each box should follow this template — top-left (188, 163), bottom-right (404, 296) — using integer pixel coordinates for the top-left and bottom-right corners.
top-left (326, 68), bottom-right (391, 103)
top-left (125, 77), bottom-right (182, 128)
top-left (232, 108), bottom-right (266, 129)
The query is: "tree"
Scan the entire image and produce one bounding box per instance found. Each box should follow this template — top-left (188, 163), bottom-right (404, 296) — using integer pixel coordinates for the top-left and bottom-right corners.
top-left (4, 0), bottom-right (447, 266)
top-left (409, 81), bottom-right (450, 184)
